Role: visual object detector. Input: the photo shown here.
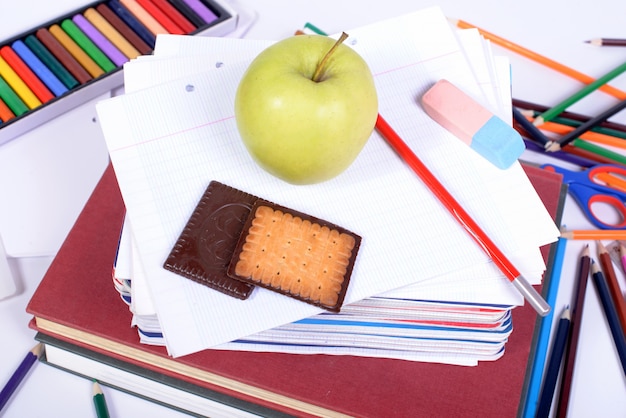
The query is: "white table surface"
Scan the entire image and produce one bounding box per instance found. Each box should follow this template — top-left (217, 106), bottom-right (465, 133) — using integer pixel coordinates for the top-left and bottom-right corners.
top-left (1, 0), bottom-right (625, 416)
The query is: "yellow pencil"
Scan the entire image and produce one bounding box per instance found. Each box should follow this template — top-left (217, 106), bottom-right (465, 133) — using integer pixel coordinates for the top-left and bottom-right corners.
top-left (0, 55), bottom-right (42, 109)
top-left (561, 228), bottom-right (626, 240)
top-left (48, 24), bottom-right (104, 78)
top-left (84, 8), bottom-right (140, 60)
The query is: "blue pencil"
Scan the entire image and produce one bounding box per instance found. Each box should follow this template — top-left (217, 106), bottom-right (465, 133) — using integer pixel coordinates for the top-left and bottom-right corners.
top-left (0, 343), bottom-right (43, 411)
top-left (521, 237), bottom-right (567, 418)
top-left (536, 306), bottom-right (571, 418)
top-left (591, 259), bottom-right (626, 375)
top-left (11, 40), bottom-right (68, 97)
top-left (107, 0), bottom-right (156, 49)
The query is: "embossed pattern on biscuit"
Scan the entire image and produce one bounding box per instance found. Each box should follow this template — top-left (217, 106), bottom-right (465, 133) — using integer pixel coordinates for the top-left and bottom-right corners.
top-left (231, 204), bottom-right (359, 311)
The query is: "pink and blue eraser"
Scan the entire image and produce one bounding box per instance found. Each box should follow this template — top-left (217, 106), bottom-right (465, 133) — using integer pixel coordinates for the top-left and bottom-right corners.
top-left (421, 79), bottom-right (524, 169)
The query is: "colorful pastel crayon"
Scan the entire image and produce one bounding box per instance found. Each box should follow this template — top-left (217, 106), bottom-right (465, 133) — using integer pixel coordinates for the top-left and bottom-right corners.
top-left (72, 14), bottom-right (128, 66)
top-left (12, 40), bottom-right (68, 96)
top-left (107, 0), bottom-right (156, 48)
top-left (48, 24), bottom-right (104, 78)
top-left (0, 45), bottom-right (54, 103)
top-left (152, 0), bottom-right (196, 33)
top-left (24, 35), bottom-right (79, 89)
top-left (166, 0), bottom-right (207, 27)
top-left (136, 0), bottom-right (185, 34)
top-left (120, 0), bottom-right (169, 35)
top-left (0, 97), bottom-right (16, 122)
top-left (0, 76), bottom-right (29, 116)
top-left (181, 0), bottom-right (218, 23)
top-left (35, 28), bottom-right (93, 84)
top-left (421, 79), bottom-right (524, 169)
top-left (60, 19), bottom-right (116, 72)
top-left (85, 7), bottom-right (143, 58)
top-left (0, 54), bottom-right (42, 109)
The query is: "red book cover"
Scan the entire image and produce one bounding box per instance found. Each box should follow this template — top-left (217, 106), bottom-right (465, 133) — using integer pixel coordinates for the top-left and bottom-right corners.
top-left (26, 162), bottom-right (564, 417)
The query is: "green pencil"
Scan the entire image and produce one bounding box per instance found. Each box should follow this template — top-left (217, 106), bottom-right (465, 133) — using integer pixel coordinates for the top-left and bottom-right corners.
top-left (534, 60), bottom-right (626, 125)
top-left (92, 381), bottom-right (110, 418)
top-left (60, 19), bottom-right (116, 72)
top-left (572, 138), bottom-right (626, 165)
top-left (0, 75), bottom-right (28, 116)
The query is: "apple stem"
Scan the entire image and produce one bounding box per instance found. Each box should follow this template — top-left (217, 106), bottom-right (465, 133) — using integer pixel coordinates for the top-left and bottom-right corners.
top-left (311, 32), bottom-right (349, 82)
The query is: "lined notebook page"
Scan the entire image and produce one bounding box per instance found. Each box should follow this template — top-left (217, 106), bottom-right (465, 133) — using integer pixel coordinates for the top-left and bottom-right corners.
top-left (97, 7), bottom-right (558, 357)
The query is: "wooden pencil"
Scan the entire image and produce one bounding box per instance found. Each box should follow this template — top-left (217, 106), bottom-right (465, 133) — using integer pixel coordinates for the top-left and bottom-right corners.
top-left (597, 241), bottom-right (626, 336)
top-left (586, 38), bottom-right (626, 47)
top-left (590, 259), bottom-right (626, 375)
top-left (92, 381), bottom-right (110, 418)
top-left (450, 19), bottom-right (626, 100)
top-left (556, 245), bottom-right (591, 418)
top-left (513, 106), bottom-right (550, 146)
top-left (0, 343), bottom-right (43, 411)
top-left (537, 120), bottom-right (626, 150)
top-left (561, 229), bottom-right (626, 240)
top-left (570, 138), bottom-right (626, 166)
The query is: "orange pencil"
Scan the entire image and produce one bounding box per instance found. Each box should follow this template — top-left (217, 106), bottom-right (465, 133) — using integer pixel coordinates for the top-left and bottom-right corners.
top-left (84, 8), bottom-right (141, 60)
top-left (0, 45), bottom-right (54, 104)
top-left (0, 97), bottom-right (15, 122)
top-left (536, 120), bottom-right (626, 150)
top-left (597, 241), bottom-right (626, 336)
top-left (48, 24), bottom-right (104, 78)
top-left (561, 229), bottom-right (626, 240)
top-left (450, 18), bottom-right (626, 101)
top-left (0, 54), bottom-right (41, 109)
top-left (135, 0), bottom-right (184, 34)
top-left (120, 0), bottom-right (168, 36)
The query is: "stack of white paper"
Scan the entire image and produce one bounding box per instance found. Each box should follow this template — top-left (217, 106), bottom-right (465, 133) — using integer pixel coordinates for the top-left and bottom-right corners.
top-left (97, 7), bottom-right (559, 364)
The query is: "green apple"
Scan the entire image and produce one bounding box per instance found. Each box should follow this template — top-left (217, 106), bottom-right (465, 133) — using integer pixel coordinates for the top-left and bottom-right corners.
top-left (234, 33), bottom-right (378, 185)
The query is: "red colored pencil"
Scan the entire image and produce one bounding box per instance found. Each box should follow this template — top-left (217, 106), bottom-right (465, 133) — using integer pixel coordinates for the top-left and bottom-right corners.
top-left (0, 46), bottom-right (54, 104)
top-left (375, 114), bottom-right (550, 316)
top-left (0, 97), bottom-right (15, 123)
top-left (151, 0), bottom-right (196, 33)
top-left (135, 0), bottom-right (185, 34)
top-left (597, 241), bottom-right (626, 336)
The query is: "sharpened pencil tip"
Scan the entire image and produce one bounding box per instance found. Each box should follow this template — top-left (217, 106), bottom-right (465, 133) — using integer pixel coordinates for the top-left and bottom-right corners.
top-left (533, 116), bottom-right (544, 126)
top-left (544, 141), bottom-right (561, 152)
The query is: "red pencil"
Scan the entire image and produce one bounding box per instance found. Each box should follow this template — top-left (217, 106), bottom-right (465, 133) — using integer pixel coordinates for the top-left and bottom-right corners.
top-left (597, 241), bottom-right (626, 336)
top-left (150, 0), bottom-right (196, 33)
top-left (0, 45), bottom-right (54, 104)
top-left (375, 114), bottom-right (550, 316)
top-left (135, 0), bottom-right (185, 34)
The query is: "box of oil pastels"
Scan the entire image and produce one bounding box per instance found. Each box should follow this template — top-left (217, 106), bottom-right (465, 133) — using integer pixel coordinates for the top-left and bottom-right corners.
top-left (0, 0), bottom-right (245, 145)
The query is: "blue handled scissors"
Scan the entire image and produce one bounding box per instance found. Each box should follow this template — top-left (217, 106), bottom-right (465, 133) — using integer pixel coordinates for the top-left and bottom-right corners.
top-left (541, 164), bottom-right (626, 230)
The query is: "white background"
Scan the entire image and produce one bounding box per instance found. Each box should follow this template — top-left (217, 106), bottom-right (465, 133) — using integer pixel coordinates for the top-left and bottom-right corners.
top-left (1, 0), bottom-right (626, 416)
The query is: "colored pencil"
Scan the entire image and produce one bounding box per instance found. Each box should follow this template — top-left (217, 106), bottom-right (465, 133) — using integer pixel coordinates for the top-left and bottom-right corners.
top-left (0, 97), bottom-right (15, 122)
top-left (586, 38), bottom-right (626, 47)
top-left (536, 306), bottom-right (571, 418)
top-left (94, 4), bottom-right (151, 55)
top-left (590, 259), bottom-right (626, 375)
top-left (521, 237), bottom-right (567, 418)
top-left (513, 106), bottom-right (550, 146)
top-left (450, 19), bottom-right (626, 101)
top-left (72, 14), bottom-right (128, 67)
top-left (92, 381), bottom-right (110, 418)
top-left (85, 7), bottom-right (142, 59)
top-left (106, 0), bottom-right (156, 49)
top-left (24, 34), bottom-right (80, 89)
top-left (533, 60), bottom-right (626, 126)
top-left (182, 0), bottom-right (218, 23)
top-left (547, 114), bottom-right (626, 140)
top-left (556, 245), bottom-right (590, 418)
top-left (48, 24), bottom-right (105, 78)
top-left (522, 138), bottom-right (596, 167)
top-left (561, 143), bottom-right (620, 165)
top-left (11, 40), bottom-right (68, 96)
top-left (136, 0), bottom-right (185, 34)
top-left (514, 98), bottom-right (626, 134)
top-left (621, 243), bottom-right (626, 274)
top-left (60, 19), bottom-right (116, 72)
top-left (0, 54), bottom-right (41, 109)
top-left (595, 171), bottom-right (626, 193)
top-left (0, 343), bottom-right (43, 411)
top-left (561, 229), bottom-right (626, 240)
top-left (167, 0), bottom-right (206, 28)
top-left (152, 0), bottom-right (196, 33)
top-left (0, 46), bottom-right (54, 103)
top-left (36, 28), bottom-right (93, 84)
top-left (597, 241), bottom-right (626, 335)
top-left (538, 120), bottom-right (626, 150)
top-left (0, 75), bottom-right (29, 116)
top-left (375, 114), bottom-right (550, 316)
top-left (570, 138), bottom-right (626, 166)
top-left (546, 99), bottom-right (626, 151)
top-left (120, 0), bottom-right (169, 36)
